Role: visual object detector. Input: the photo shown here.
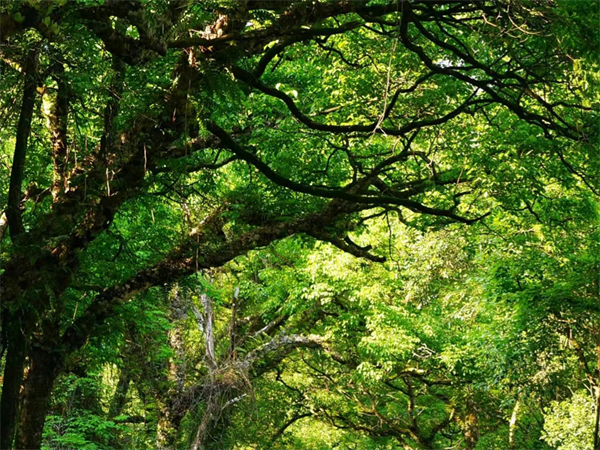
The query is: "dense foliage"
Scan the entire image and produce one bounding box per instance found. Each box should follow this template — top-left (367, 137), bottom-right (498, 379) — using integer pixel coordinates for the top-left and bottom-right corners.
top-left (0, 1), bottom-right (598, 449)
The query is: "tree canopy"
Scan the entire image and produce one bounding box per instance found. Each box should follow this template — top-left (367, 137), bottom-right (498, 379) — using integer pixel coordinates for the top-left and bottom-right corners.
top-left (0, 0), bottom-right (598, 449)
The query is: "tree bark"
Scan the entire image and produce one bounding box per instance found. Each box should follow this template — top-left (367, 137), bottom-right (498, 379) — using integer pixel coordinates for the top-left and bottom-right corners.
top-left (508, 397), bottom-right (520, 449)
top-left (201, 293), bottom-right (217, 371)
top-left (464, 395), bottom-right (479, 450)
top-left (7, 47), bottom-right (39, 239)
top-left (594, 335), bottom-right (600, 450)
top-left (169, 286), bottom-right (187, 395)
top-left (0, 212), bottom-right (8, 243)
top-left (0, 328), bottom-right (28, 450)
top-left (14, 346), bottom-right (63, 450)
top-left (45, 63), bottom-right (69, 201)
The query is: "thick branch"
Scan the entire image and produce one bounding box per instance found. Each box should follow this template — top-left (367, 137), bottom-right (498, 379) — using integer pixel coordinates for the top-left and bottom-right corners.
top-left (59, 201), bottom-right (354, 353)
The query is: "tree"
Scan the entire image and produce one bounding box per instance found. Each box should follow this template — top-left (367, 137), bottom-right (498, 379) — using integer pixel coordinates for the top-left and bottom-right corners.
top-left (0, 0), bottom-right (597, 449)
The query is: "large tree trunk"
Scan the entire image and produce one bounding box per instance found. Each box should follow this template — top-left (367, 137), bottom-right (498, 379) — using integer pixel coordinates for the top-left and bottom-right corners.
top-left (464, 395), bottom-right (479, 450)
top-left (14, 346), bottom-right (63, 450)
top-left (0, 328), bottom-right (28, 450)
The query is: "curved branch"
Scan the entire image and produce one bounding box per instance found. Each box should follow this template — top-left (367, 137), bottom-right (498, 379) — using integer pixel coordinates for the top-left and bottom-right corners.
top-left (411, 16), bottom-right (575, 130)
top-left (305, 227), bottom-right (384, 262)
top-left (206, 121), bottom-right (487, 224)
top-left (231, 65), bottom-right (486, 137)
top-left (59, 201), bottom-right (355, 353)
top-left (270, 413), bottom-right (312, 443)
top-left (151, 155), bottom-right (239, 174)
top-left (398, 3), bottom-right (579, 140)
top-left (556, 148), bottom-right (600, 196)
